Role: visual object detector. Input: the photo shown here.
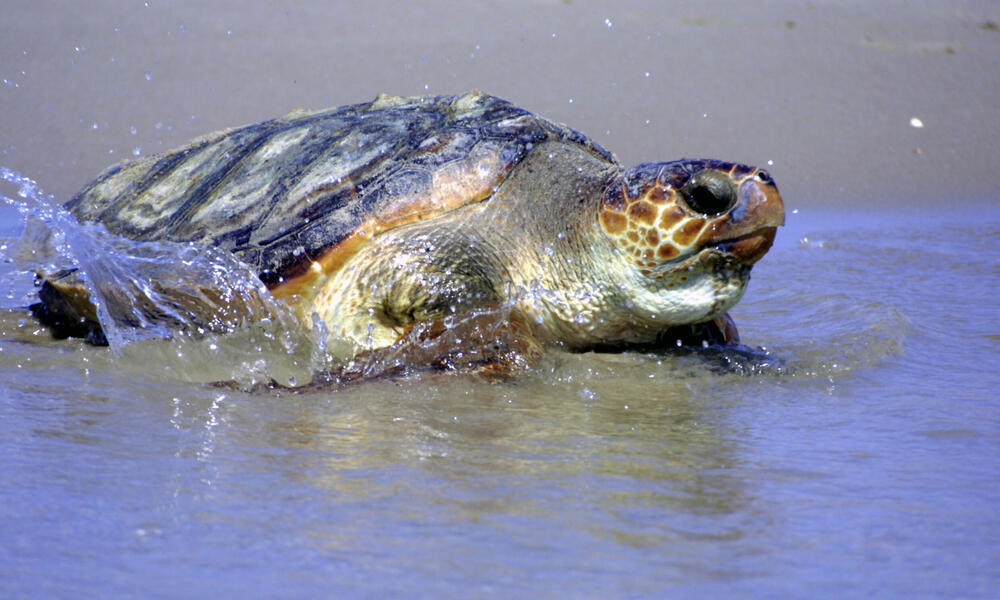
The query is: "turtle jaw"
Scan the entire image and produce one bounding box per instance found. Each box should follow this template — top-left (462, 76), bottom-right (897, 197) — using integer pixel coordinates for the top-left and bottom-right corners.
top-left (599, 161), bottom-right (784, 336)
top-left (636, 167), bottom-right (785, 276)
top-left (625, 250), bottom-right (752, 335)
top-left (710, 225), bottom-right (778, 266)
top-left (698, 174), bottom-right (784, 266)
top-left (643, 173), bottom-right (782, 320)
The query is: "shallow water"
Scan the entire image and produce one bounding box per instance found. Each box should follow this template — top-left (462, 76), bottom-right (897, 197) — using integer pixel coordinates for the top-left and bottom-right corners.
top-left (3, 0), bottom-right (1000, 596)
top-left (2, 176), bottom-right (998, 596)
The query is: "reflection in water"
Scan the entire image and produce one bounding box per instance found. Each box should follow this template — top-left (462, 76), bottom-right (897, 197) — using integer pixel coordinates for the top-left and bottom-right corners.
top-left (2, 181), bottom-right (999, 596)
top-left (217, 367), bottom-right (754, 578)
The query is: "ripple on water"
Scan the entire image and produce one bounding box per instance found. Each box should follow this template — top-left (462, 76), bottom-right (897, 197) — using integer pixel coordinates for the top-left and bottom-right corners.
top-left (738, 211), bottom-right (997, 385)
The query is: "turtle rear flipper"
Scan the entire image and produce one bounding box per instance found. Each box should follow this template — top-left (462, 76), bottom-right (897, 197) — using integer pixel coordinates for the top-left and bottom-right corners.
top-left (31, 269), bottom-right (108, 345)
top-left (31, 265), bottom-right (278, 346)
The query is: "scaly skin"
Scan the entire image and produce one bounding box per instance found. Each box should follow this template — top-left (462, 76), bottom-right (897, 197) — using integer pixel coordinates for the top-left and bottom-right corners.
top-left (312, 140), bottom-right (784, 365)
top-left (35, 92), bottom-right (784, 379)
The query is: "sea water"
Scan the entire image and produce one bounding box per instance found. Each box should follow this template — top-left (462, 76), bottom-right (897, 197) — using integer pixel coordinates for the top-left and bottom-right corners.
top-left (1, 171), bottom-right (998, 598)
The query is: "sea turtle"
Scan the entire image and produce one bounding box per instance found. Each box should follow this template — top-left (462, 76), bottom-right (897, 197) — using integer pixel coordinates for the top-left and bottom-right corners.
top-left (33, 91), bottom-right (784, 380)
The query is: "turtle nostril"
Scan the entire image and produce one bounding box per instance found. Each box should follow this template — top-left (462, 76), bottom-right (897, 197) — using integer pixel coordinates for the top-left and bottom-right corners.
top-left (680, 170), bottom-right (737, 216)
top-left (755, 170), bottom-right (773, 184)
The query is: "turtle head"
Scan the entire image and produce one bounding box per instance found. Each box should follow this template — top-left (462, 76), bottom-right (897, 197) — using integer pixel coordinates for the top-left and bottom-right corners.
top-left (599, 159), bottom-right (784, 327)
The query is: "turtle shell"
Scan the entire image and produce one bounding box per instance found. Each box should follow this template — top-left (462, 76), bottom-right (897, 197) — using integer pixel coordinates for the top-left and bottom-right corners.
top-left (66, 91), bottom-right (615, 289)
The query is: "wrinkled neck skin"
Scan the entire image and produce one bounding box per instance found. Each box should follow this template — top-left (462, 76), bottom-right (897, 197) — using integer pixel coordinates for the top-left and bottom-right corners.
top-left (312, 140), bottom-right (754, 359)
top-left (527, 238), bottom-right (750, 349)
top-left (486, 141), bottom-right (749, 349)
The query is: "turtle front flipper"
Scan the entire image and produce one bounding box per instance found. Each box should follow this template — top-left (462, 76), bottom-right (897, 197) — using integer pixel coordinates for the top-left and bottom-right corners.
top-left (338, 307), bottom-right (543, 382)
top-left (654, 311), bottom-right (740, 347)
top-left (231, 310), bottom-right (542, 391)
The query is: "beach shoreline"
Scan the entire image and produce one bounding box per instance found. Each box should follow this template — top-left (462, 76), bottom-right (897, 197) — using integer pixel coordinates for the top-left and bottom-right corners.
top-left (1, 1), bottom-right (997, 213)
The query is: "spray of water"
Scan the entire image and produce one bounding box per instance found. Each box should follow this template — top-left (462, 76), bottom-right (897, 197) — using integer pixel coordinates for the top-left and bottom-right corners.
top-left (0, 167), bottom-right (312, 370)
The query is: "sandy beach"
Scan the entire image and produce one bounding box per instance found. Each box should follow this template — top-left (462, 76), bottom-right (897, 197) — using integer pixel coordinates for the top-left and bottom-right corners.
top-left (2, 1), bottom-right (998, 211)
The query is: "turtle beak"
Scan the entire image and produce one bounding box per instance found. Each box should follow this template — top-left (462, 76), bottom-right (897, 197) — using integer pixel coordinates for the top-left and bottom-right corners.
top-left (702, 172), bottom-right (785, 265)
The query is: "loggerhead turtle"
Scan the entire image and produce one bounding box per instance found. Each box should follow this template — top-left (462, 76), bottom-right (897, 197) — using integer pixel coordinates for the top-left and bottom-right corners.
top-left (33, 91), bottom-right (784, 379)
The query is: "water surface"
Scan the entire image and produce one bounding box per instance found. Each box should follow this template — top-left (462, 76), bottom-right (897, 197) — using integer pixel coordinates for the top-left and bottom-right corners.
top-left (2, 191), bottom-right (997, 597)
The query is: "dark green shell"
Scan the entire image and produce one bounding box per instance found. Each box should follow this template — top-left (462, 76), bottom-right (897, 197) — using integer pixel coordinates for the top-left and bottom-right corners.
top-left (66, 91), bottom-right (615, 287)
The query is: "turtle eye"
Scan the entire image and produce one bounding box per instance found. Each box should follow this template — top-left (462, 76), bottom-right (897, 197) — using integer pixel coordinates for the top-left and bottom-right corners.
top-left (680, 170), bottom-right (737, 216)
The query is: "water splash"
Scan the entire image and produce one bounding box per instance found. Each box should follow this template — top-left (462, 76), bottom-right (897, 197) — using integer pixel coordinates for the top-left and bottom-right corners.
top-left (1, 167), bottom-right (305, 358)
top-left (735, 233), bottom-right (913, 380)
top-left (2, 168), bottom-right (540, 388)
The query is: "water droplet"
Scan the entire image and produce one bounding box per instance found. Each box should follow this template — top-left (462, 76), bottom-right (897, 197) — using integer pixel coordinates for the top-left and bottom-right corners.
top-left (644, 72), bottom-right (650, 77)
top-left (767, 159), bottom-right (774, 166)
top-left (91, 122), bottom-right (99, 130)
top-left (130, 125), bottom-right (137, 135)
top-left (909, 117), bottom-right (924, 128)
top-left (604, 18), bottom-right (613, 28)
top-left (144, 72), bottom-right (152, 81)
top-left (568, 98), bottom-right (574, 104)
top-left (132, 147), bottom-right (141, 156)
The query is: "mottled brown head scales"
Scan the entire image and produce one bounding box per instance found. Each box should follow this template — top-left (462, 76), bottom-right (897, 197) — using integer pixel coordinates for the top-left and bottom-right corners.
top-left (599, 159), bottom-right (784, 276)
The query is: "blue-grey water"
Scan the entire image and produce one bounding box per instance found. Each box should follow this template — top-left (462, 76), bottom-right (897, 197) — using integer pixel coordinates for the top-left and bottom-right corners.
top-left (2, 1), bottom-right (999, 596)
top-left (1, 181), bottom-right (997, 597)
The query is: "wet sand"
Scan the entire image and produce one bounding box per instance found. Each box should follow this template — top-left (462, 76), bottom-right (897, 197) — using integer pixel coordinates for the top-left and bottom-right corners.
top-left (2, 0), bottom-right (998, 212)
